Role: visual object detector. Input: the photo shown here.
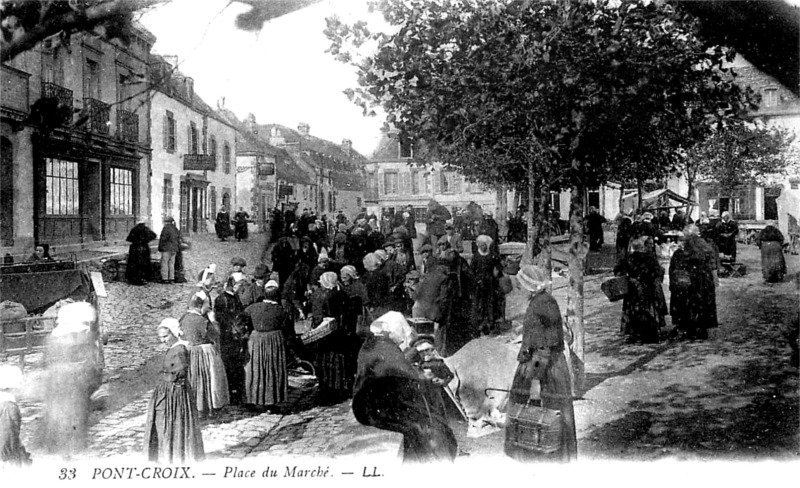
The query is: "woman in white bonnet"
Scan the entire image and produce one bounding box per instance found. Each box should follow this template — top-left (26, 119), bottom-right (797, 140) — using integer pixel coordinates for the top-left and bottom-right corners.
top-left (507, 265), bottom-right (577, 462)
top-left (352, 312), bottom-right (457, 463)
top-left (39, 301), bottom-right (103, 458)
top-left (143, 318), bottom-right (204, 463)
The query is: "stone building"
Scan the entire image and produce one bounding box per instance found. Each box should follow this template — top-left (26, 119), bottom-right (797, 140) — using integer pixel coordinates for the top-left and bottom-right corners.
top-left (364, 129), bottom-right (516, 233)
top-left (264, 123), bottom-right (367, 220)
top-left (1, 25), bottom-right (155, 256)
top-left (147, 55), bottom-right (238, 235)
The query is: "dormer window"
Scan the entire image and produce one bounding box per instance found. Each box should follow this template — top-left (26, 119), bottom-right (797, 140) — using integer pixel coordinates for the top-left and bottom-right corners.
top-left (399, 138), bottom-right (414, 159)
top-left (763, 88), bottom-right (779, 108)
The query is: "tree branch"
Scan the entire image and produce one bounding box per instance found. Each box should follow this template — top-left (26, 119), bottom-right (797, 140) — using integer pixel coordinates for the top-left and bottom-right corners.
top-left (1, 0), bottom-right (164, 63)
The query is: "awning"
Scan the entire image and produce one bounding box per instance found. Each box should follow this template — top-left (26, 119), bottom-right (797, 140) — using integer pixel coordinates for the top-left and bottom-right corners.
top-left (623, 188), bottom-right (696, 211)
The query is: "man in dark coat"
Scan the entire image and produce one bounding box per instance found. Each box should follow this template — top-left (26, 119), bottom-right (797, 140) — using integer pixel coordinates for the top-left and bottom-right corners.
top-left (214, 278), bottom-right (246, 404)
top-left (126, 222), bottom-right (157, 286)
top-left (269, 207), bottom-right (283, 244)
top-left (158, 217), bottom-right (181, 284)
top-left (586, 206), bottom-right (607, 252)
top-left (426, 200), bottom-right (451, 249)
top-left (234, 207), bottom-right (250, 242)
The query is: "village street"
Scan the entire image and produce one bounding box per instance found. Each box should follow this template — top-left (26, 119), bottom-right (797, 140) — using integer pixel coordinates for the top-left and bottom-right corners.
top-left (3, 231), bottom-right (798, 476)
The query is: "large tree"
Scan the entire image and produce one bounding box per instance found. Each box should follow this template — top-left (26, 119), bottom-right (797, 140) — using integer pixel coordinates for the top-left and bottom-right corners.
top-left (0, 0), bottom-right (322, 63)
top-left (683, 121), bottom-right (795, 202)
top-left (326, 0), bottom-right (754, 390)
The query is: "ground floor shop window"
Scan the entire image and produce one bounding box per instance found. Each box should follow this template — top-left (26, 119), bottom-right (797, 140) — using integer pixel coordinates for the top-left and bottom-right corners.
top-left (109, 167), bottom-right (133, 215)
top-left (45, 158), bottom-right (79, 215)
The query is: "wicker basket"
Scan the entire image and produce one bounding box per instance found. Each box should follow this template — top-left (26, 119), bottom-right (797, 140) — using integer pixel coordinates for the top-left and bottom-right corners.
top-left (300, 317), bottom-right (338, 345)
top-left (600, 276), bottom-right (630, 302)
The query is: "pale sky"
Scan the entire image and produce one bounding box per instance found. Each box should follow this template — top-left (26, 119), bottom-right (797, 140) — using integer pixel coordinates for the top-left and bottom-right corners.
top-left (139, 0), bottom-right (386, 157)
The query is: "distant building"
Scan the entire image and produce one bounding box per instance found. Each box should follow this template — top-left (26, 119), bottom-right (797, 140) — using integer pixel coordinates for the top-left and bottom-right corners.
top-left (695, 55), bottom-right (800, 237)
top-left (365, 129), bottom-right (517, 234)
top-left (147, 55), bottom-right (238, 235)
top-left (1, 25), bottom-right (155, 255)
top-left (264, 123), bottom-right (367, 220)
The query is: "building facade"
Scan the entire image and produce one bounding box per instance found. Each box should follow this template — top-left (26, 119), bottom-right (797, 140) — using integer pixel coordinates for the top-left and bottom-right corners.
top-left (148, 56), bottom-right (237, 235)
top-left (1, 26), bottom-right (155, 256)
top-left (365, 130), bottom-right (515, 231)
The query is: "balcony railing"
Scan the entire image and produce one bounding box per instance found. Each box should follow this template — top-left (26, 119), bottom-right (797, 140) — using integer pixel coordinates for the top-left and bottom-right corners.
top-left (84, 98), bottom-right (110, 135)
top-left (116, 108), bottom-right (139, 142)
top-left (183, 153), bottom-right (217, 171)
top-left (40, 81), bottom-right (72, 125)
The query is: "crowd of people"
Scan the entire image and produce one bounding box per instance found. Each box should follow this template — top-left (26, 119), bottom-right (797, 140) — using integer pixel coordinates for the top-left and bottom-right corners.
top-left (5, 199), bottom-right (794, 467)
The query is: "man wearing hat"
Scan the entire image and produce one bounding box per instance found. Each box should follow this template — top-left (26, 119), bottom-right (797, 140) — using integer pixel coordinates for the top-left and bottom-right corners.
top-left (215, 275), bottom-right (246, 404)
top-left (238, 263), bottom-right (270, 307)
top-left (158, 216), bottom-right (181, 284)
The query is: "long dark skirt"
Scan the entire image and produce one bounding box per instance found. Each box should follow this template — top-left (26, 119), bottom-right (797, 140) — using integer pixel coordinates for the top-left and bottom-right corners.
top-left (761, 241), bottom-right (787, 282)
top-left (126, 243), bottom-right (152, 285)
top-left (620, 281), bottom-right (666, 343)
top-left (245, 331), bottom-right (288, 406)
top-left (187, 344), bottom-right (230, 413)
top-left (314, 335), bottom-right (356, 401)
top-left (143, 381), bottom-right (205, 464)
top-left (508, 349), bottom-right (577, 462)
top-left (219, 337), bottom-right (246, 405)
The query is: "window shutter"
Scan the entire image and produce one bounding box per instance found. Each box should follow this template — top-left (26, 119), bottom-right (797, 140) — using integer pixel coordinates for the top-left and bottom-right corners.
top-left (454, 173), bottom-right (462, 194)
top-left (432, 171), bottom-right (441, 194)
top-left (187, 125), bottom-right (191, 154)
top-left (379, 172), bottom-right (386, 195)
top-left (163, 114), bottom-right (168, 149)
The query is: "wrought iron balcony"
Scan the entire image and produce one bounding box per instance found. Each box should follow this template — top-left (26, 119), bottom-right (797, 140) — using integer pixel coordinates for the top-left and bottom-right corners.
top-left (116, 108), bottom-right (139, 142)
top-left (84, 98), bottom-right (110, 135)
top-left (42, 82), bottom-right (72, 111)
top-left (183, 153), bottom-right (217, 171)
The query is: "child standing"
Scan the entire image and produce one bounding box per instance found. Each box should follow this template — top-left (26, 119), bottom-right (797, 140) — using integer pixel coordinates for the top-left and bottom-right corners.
top-left (0, 365), bottom-right (31, 466)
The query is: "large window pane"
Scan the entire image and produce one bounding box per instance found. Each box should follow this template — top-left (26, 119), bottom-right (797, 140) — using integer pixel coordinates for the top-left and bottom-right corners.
top-left (45, 158), bottom-right (79, 215)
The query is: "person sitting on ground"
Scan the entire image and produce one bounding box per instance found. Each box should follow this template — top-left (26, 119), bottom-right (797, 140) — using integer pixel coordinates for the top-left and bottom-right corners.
top-left (352, 312), bottom-right (457, 463)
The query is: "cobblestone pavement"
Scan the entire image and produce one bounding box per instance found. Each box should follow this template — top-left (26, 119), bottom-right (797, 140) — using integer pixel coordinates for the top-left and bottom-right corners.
top-left (5, 232), bottom-right (799, 472)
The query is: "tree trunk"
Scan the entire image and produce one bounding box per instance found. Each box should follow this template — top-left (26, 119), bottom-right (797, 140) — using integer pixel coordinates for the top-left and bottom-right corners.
top-left (636, 177), bottom-right (644, 215)
top-left (523, 163), bottom-right (540, 266)
top-left (618, 183), bottom-right (625, 216)
top-left (496, 183), bottom-right (508, 244)
top-left (512, 188), bottom-right (520, 216)
top-left (567, 183), bottom-right (587, 395)
top-left (538, 181), bottom-right (553, 292)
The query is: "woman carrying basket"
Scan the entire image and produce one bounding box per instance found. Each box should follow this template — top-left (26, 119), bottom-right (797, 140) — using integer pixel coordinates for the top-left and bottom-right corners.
top-left (508, 265), bottom-right (577, 462)
top-left (308, 271), bottom-right (354, 405)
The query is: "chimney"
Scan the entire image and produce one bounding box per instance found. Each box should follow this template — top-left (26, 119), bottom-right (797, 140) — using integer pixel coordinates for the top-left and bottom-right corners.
top-left (341, 139), bottom-right (352, 156)
top-left (269, 126), bottom-right (285, 147)
top-left (184, 76), bottom-right (194, 103)
top-left (298, 122), bottom-right (310, 136)
top-left (163, 55), bottom-right (179, 68)
top-left (246, 113), bottom-right (258, 134)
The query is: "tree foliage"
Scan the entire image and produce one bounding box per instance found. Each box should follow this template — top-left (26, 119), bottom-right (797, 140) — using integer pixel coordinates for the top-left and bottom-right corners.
top-left (688, 121), bottom-right (795, 192)
top-left (326, 0), bottom-right (755, 193)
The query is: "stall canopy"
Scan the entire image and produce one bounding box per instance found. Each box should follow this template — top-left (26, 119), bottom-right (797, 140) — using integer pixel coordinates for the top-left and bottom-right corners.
top-left (622, 188), bottom-right (696, 213)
